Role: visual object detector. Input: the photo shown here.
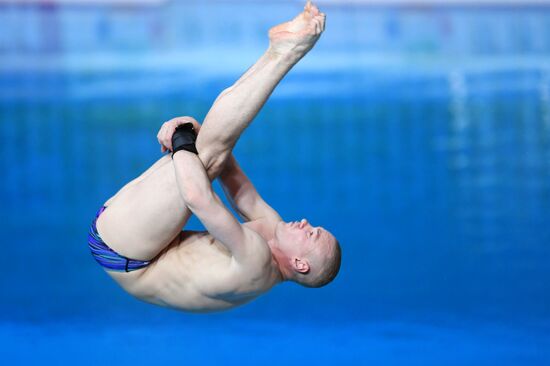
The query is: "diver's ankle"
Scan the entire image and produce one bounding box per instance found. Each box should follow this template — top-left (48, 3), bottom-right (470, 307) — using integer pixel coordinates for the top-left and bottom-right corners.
top-left (265, 46), bottom-right (302, 66)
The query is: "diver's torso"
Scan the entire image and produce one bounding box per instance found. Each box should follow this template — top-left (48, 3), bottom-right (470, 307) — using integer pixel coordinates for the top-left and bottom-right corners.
top-left (107, 227), bottom-right (277, 312)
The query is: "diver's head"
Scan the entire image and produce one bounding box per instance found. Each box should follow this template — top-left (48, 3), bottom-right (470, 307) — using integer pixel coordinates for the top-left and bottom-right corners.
top-left (271, 219), bottom-right (341, 288)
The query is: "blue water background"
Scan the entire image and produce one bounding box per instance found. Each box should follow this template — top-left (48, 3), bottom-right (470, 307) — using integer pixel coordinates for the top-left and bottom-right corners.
top-left (1, 1), bottom-right (549, 364)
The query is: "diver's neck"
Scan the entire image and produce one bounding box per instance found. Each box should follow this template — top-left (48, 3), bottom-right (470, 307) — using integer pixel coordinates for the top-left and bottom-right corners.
top-left (268, 241), bottom-right (293, 283)
top-left (244, 218), bottom-right (276, 242)
top-left (245, 219), bottom-right (290, 283)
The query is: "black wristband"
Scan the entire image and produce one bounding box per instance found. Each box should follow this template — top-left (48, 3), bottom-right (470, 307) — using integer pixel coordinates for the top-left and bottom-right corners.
top-left (172, 123), bottom-right (198, 157)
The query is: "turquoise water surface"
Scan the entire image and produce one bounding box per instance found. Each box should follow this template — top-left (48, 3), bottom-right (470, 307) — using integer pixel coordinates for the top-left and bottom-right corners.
top-left (1, 2), bottom-right (549, 365)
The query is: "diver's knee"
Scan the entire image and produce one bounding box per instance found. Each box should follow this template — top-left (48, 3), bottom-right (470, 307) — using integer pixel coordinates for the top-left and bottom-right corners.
top-left (197, 148), bottom-right (229, 180)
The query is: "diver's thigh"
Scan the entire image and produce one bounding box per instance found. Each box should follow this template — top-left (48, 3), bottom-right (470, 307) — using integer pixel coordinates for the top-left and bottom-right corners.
top-left (96, 161), bottom-right (193, 261)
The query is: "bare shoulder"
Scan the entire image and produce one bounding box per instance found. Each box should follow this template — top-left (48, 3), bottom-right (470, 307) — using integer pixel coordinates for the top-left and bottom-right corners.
top-left (233, 224), bottom-right (273, 269)
top-left (233, 217), bottom-right (279, 269)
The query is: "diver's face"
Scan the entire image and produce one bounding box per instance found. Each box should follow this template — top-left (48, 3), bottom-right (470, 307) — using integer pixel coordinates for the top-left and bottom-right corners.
top-left (275, 219), bottom-right (333, 260)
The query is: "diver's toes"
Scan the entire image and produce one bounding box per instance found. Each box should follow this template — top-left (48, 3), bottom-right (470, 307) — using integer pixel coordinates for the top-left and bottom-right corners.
top-left (310, 3), bottom-right (320, 16)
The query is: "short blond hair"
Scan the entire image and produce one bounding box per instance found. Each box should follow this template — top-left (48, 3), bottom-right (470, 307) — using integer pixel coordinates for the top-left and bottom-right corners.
top-left (296, 240), bottom-right (342, 288)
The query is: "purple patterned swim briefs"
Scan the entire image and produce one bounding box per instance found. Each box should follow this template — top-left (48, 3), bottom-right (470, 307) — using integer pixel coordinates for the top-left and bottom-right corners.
top-left (88, 206), bottom-right (151, 272)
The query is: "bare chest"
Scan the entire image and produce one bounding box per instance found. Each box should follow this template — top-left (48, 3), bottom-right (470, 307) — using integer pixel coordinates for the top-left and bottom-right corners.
top-left (134, 231), bottom-right (274, 311)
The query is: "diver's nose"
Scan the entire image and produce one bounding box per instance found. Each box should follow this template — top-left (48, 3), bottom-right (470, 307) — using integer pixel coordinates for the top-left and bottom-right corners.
top-left (299, 219), bottom-right (308, 229)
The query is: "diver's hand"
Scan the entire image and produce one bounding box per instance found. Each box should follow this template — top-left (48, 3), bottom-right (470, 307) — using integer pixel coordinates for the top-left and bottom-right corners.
top-left (157, 116), bottom-right (201, 153)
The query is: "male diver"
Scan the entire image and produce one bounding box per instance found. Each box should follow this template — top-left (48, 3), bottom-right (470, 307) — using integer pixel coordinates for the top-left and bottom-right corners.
top-left (88, 1), bottom-right (341, 312)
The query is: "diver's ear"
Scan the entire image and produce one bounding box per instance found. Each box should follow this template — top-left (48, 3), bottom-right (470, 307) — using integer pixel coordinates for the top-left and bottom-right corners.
top-left (292, 257), bottom-right (310, 274)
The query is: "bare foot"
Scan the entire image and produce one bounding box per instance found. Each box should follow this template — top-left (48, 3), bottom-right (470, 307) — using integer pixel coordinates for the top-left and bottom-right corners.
top-left (268, 1), bottom-right (326, 60)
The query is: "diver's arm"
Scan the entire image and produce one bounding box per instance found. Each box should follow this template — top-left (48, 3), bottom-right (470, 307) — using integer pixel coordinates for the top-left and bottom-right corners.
top-left (219, 154), bottom-right (281, 223)
top-left (172, 150), bottom-right (249, 259)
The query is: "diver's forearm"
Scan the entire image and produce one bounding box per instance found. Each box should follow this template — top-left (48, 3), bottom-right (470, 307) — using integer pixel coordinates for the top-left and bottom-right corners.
top-left (219, 155), bottom-right (257, 220)
top-left (172, 151), bottom-right (213, 210)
